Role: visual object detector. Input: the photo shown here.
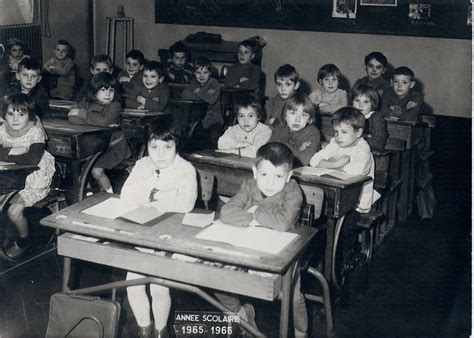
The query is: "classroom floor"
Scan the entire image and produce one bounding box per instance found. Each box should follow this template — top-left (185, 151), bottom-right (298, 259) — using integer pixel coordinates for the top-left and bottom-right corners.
top-left (0, 120), bottom-right (471, 337)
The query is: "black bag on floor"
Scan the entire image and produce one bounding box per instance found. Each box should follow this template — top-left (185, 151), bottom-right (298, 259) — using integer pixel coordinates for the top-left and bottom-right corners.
top-left (46, 292), bottom-right (120, 337)
top-left (340, 252), bottom-right (369, 306)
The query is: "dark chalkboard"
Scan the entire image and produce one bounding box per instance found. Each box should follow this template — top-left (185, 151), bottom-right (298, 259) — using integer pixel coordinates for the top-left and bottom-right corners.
top-left (155, 0), bottom-right (471, 40)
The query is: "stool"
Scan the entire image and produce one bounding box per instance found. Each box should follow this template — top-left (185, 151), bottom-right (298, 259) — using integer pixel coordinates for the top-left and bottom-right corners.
top-left (105, 16), bottom-right (134, 65)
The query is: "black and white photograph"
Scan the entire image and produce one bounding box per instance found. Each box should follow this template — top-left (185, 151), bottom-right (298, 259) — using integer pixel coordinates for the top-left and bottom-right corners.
top-left (332, 0), bottom-right (357, 19)
top-left (360, 0), bottom-right (398, 6)
top-left (0, 0), bottom-right (471, 337)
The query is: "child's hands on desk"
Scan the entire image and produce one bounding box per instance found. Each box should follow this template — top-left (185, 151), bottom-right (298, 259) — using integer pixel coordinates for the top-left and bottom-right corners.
top-left (239, 77), bottom-right (249, 83)
top-left (136, 96), bottom-right (146, 106)
top-left (247, 205), bottom-right (258, 214)
top-left (193, 87), bottom-right (201, 94)
top-left (119, 76), bottom-right (131, 83)
top-left (207, 89), bottom-right (216, 95)
top-left (9, 146), bottom-right (29, 156)
top-left (299, 141), bottom-right (312, 151)
top-left (406, 101), bottom-right (418, 109)
top-left (68, 108), bottom-right (80, 117)
top-left (329, 155), bottom-right (350, 167)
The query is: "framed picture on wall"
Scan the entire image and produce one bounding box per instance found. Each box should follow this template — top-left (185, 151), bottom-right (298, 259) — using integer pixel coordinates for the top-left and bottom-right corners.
top-left (360, 0), bottom-right (397, 6)
top-left (332, 0), bottom-right (357, 19)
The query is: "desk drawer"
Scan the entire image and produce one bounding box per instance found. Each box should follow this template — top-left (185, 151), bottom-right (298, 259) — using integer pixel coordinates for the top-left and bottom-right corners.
top-left (46, 132), bottom-right (110, 159)
top-left (58, 234), bottom-right (281, 301)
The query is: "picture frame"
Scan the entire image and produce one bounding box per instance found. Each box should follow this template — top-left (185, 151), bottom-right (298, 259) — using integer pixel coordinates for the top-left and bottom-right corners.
top-left (360, 0), bottom-right (397, 7)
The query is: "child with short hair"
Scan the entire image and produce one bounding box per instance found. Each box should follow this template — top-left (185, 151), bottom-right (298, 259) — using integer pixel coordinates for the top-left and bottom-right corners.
top-left (165, 41), bottom-right (193, 84)
top-left (265, 64), bottom-right (300, 126)
top-left (126, 61), bottom-right (170, 111)
top-left (381, 66), bottom-right (423, 122)
top-left (309, 63), bottom-right (348, 114)
top-left (309, 107), bottom-right (379, 280)
top-left (223, 39), bottom-right (260, 92)
top-left (68, 72), bottom-right (131, 193)
top-left (43, 40), bottom-right (76, 100)
top-left (349, 83), bottom-right (387, 150)
top-left (118, 49), bottom-right (145, 97)
top-left (0, 93), bottom-right (55, 259)
top-left (120, 117), bottom-right (197, 338)
top-left (353, 51), bottom-right (391, 99)
top-left (270, 93), bottom-right (321, 166)
top-left (76, 54), bottom-right (115, 102)
top-left (181, 57), bottom-right (222, 147)
top-left (6, 38), bottom-right (30, 74)
top-left (218, 94), bottom-right (272, 157)
top-left (217, 142), bottom-right (308, 337)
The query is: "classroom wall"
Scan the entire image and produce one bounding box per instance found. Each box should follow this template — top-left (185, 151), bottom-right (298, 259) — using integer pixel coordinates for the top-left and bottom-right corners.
top-left (42, 0), bottom-right (90, 77)
top-left (94, 1), bottom-right (471, 118)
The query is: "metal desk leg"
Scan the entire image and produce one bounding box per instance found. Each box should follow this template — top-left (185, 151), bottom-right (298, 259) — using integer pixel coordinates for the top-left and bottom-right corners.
top-left (279, 263), bottom-right (294, 338)
top-left (62, 257), bottom-right (71, 292)
top-left (325, 216), bottom-right (345, 288)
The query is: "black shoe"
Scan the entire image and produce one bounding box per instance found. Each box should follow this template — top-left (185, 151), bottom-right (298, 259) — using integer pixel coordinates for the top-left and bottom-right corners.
top-left (4, 239), bottom-right (31, 260)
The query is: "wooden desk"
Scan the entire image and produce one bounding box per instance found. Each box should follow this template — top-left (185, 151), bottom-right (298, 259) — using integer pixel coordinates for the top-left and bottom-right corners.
top-left (0, 163), bottom-right (38, 197)
top-left (385, 118), bottom-right (426, 222)
top-left (167, 99), bottom-right (208, 138)
top-left (41, 192), bottom-right (316, 337)
top-left (47, 99), bottom-right (75, 119)
top-left (43, 119), bottom-right (114, 203)
top-left (185, 151), bottom-right (370, 287)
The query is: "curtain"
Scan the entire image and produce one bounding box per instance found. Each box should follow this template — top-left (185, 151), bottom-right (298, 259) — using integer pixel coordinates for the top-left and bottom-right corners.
top-left (33, 0), bottom-right (51, 37)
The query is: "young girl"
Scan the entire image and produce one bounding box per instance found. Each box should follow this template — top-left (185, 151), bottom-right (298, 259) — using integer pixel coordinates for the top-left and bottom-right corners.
top-left (269, 92), bottom-right (321, 166)
top-left (68, 72), bottom-right (130, 193)
top-left (6, 38), bottom-right (29, 74)
top-left (43, 40), bottom-right (76, 100)
top-left (217, 94), bottom-right (272, 158)
top-left (0, 93), bottom-right (55, 259)
top-left (349, 83), bottom-right (387, 150)
top-left (120, 117), bottom-right (197, 338)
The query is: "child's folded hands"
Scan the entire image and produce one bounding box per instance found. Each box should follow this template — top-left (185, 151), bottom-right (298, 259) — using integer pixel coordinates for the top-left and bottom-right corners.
top-left (8, 146), bottom-right (29, 156)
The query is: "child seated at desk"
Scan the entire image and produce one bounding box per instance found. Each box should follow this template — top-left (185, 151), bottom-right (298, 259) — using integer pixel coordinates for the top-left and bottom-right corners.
top-left (43, 40), bottom-right (76, 100)
top-left (353, 51), bottom-right (391, 100)
top-left (125, 61), bottom-right (170, 111)
top-left (216, 142), bottom-right (308, 337)
top-left (117, 49), bottom-right (145, 98)
top-left (217, 94), bottom-right (271, 157)
top-left (6, 58), bottom-right (49, 119)
top-left (165, 41), bottom-right (193, 84)
top-left (349, 84), bottom-right (387, 151)
top-left (120, 117), bottom-right (197, 337)
top-left (265, 64), bottom-right (300, 126)
top-left (76, 54), bottom-right (115, 102)
top-left (381, 66), bottom-right (423, 122)
top-left (68, 72), bottom-right (131, 193)
top-left (0, 93), bottom-right (55, 259)
top-left (181, 57), bottom-right (222, 147)
top-left (223, 39), bottom-right (260, 94)
top-left (6, 38), bottom-right (30, 75)
top-left (309, 63), bottom-right (348, 115)
top-left (270, 92), bottom-right (321, 166)
top-left (309, 107), bottom-right (379, 282)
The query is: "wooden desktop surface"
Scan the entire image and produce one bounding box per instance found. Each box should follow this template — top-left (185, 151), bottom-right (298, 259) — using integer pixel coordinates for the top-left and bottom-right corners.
top-left (0, 163), bottom-right (38, 196)
top-left (41, 192), bottom-right (316, 274)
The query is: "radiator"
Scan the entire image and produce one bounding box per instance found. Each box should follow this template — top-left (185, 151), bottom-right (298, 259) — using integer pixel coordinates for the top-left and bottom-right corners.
top-left (0, 24), bottom-right (42, 63)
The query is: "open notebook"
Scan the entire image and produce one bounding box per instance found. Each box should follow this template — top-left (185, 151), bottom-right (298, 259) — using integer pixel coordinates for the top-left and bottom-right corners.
top-left (195, 220), bottom-right (299, 255)
top-left (81, 197), bottom-right (163, 225)
top-left (293, 166), bottom-right (355, 180)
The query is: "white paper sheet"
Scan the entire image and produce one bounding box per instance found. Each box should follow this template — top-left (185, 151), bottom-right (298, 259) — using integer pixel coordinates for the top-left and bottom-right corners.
top-left (195, 220), bottom-right (298, 255)
top-left (182, 212), bottom-right (215, 228)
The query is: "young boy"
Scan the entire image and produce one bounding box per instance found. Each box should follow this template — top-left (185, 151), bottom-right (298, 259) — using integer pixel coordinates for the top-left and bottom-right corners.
top-left (218, 95), bottom-right (272, 157)
top-left (43, 40), bottom-right (75, 100)
top-left (309, 63), bottom-right (347, 114)
top-left (265, 64), bottom-right (300, 126)
top-left (309, 107), bottom-right (378, 280)
top-left (10, 58), bottom-right (49, 118)
top-left (217, 142), bottom-right (308, 337)
top-left (270, 93), bottom-right (321, 166)
top-left (118, 49), bottom-right (145, 98)
top-left (353, 51), bottom-right (391, 99)
top-left (165, 41), bottom-right (193, 84)
top-left (181, 57), bottom-right (222, 147)
top-left (120, 117), bottom-right (197, 337)
top-left (76, 54), bottom-right (115, 102)
top-left (381, 66), bottom-right (423, 122)
top-left (223, 39), bottom-right (260, 93)
top-left (125, 61), bottom-right (170, 112)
